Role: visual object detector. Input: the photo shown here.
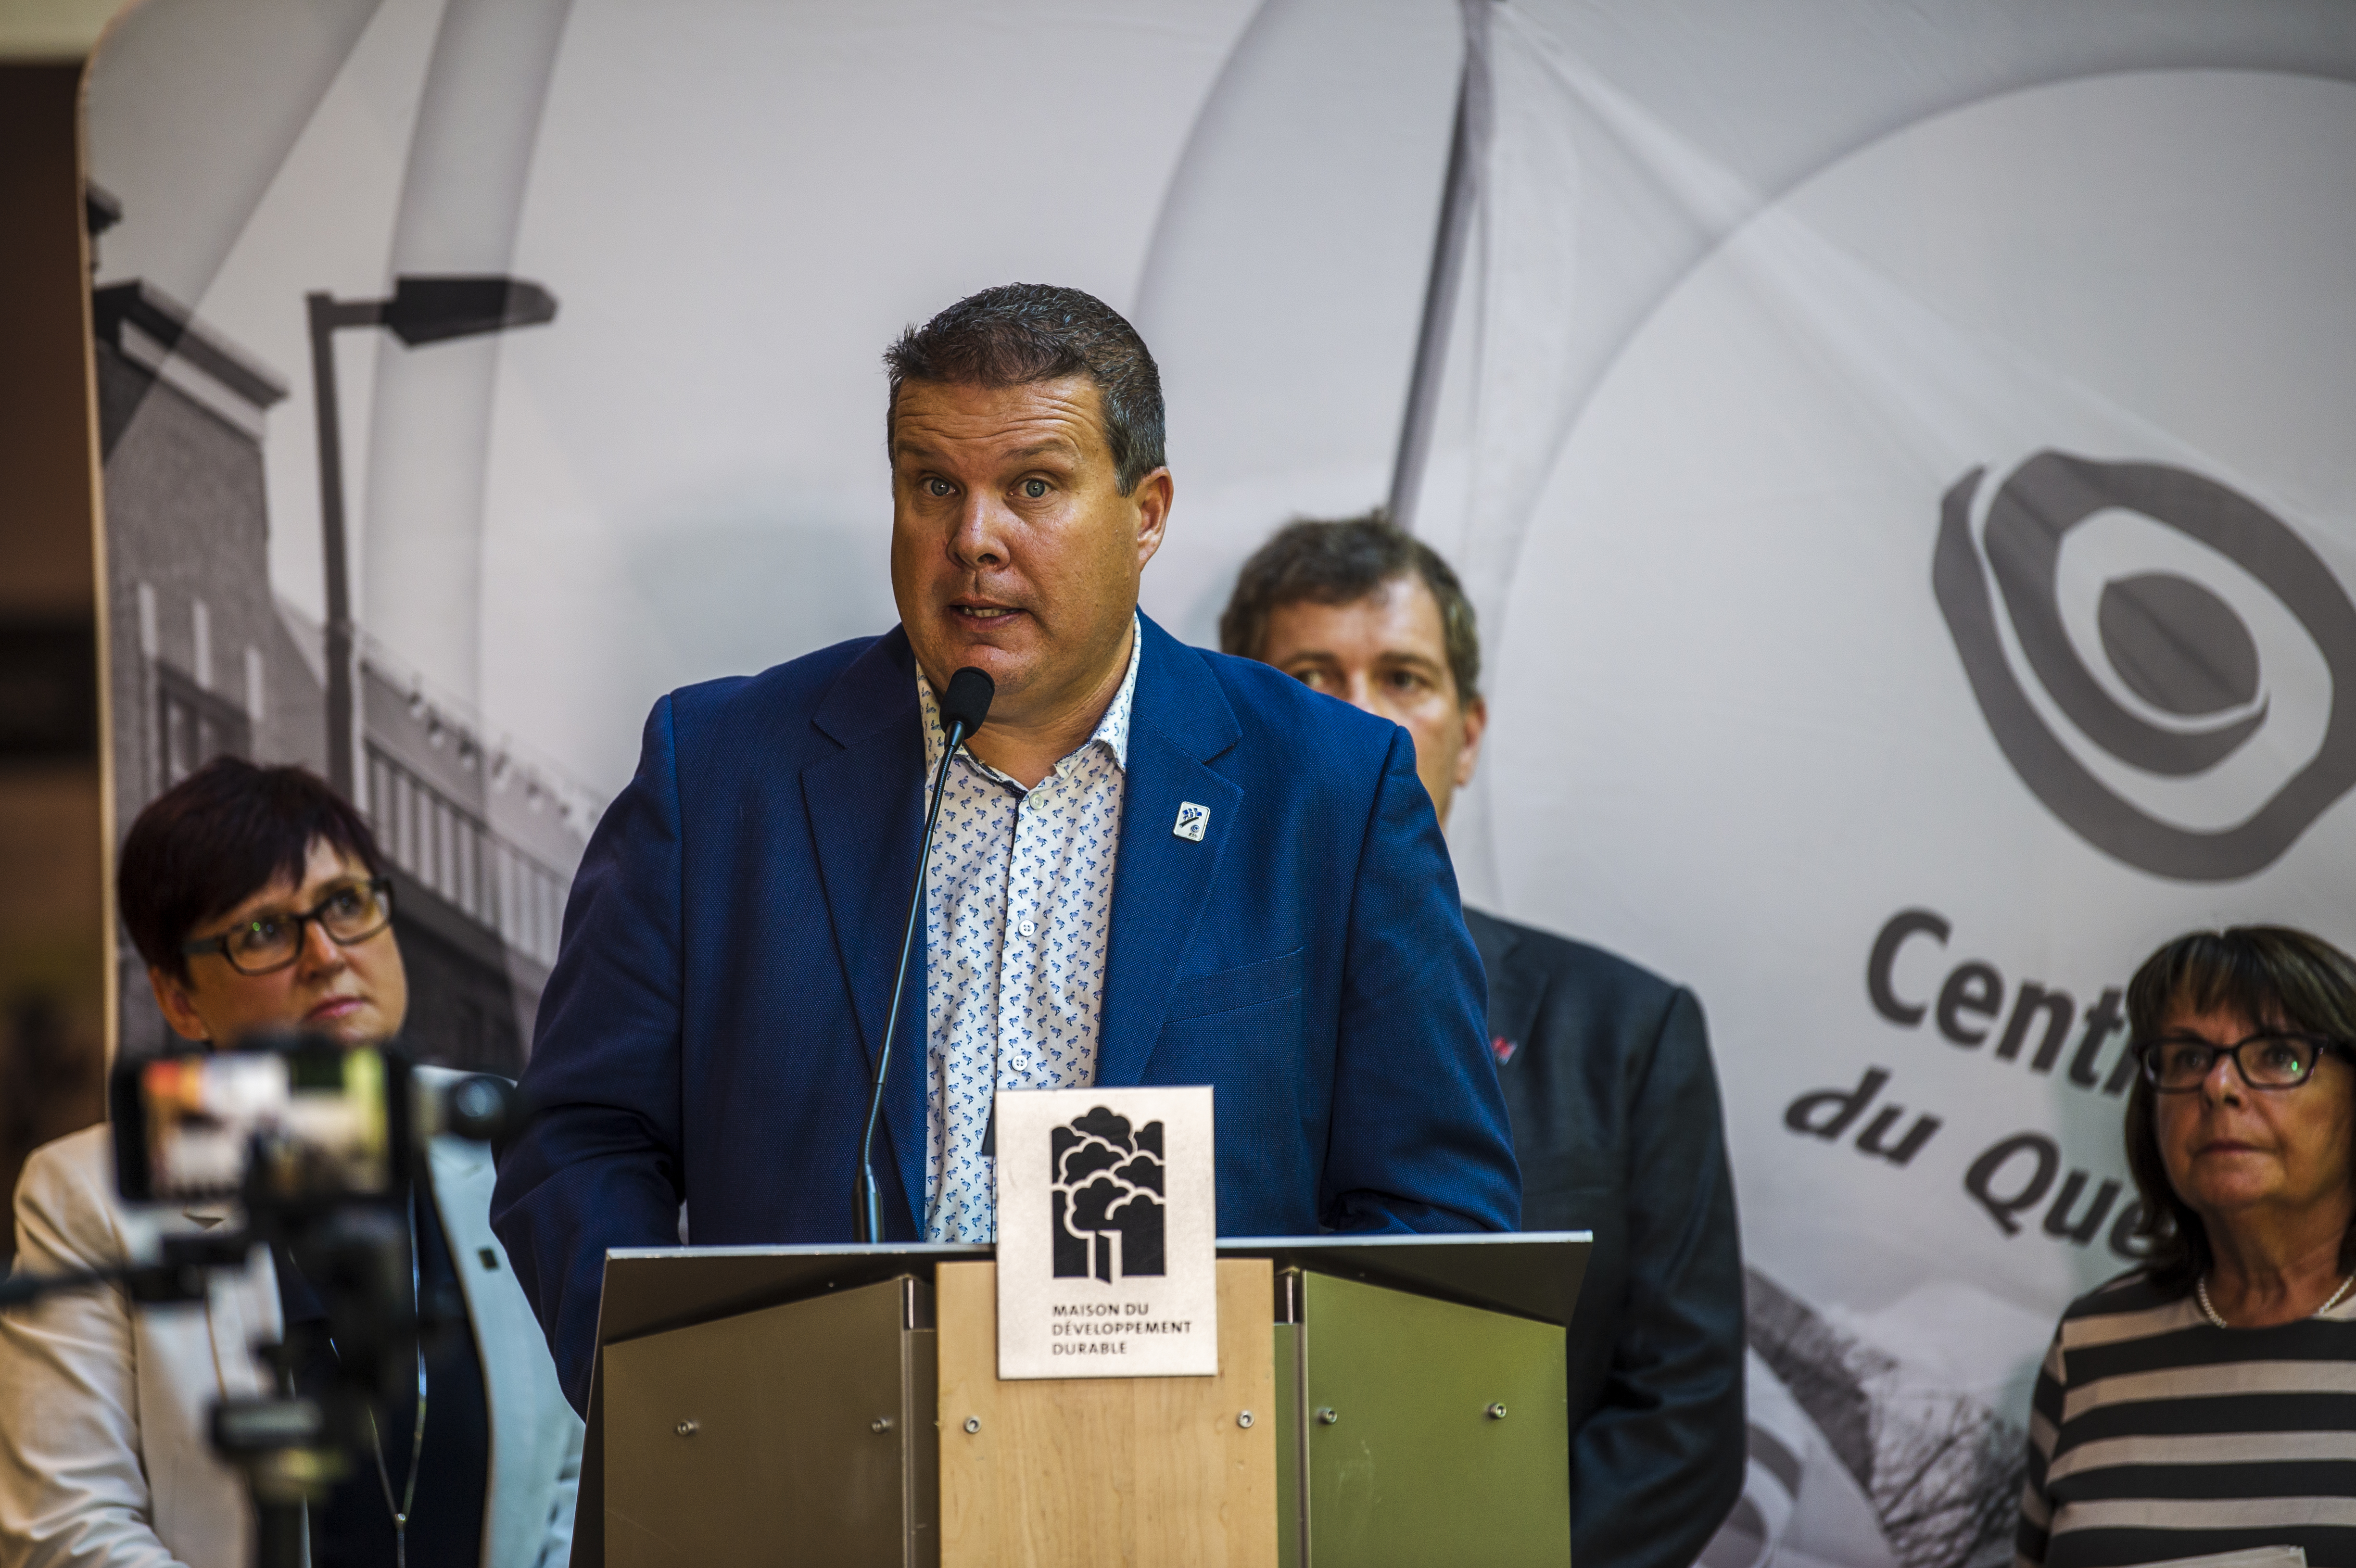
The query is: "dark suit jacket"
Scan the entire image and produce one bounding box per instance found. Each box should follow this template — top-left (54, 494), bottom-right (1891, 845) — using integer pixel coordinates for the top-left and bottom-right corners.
top-left (494, 616), bottom-right (1520, 1408)
top-left (1467, 907), bottom-right (1744, 1568)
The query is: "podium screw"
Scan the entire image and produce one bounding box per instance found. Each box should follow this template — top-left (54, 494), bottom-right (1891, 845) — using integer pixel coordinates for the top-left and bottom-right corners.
top-left (1486, 1404), bottom-right (1508, 1420)
top-left (1237, 1411), bottom-right (1255, 1428)
top-left (674, 1420), bottom-right (697, 1438)
top-left (1316, 1407), bottom-right (1339, 1425)
top-left (963, 1416), bottom-right (982, 1434)
top-left (871, 1417), bottom-right (895, 1434)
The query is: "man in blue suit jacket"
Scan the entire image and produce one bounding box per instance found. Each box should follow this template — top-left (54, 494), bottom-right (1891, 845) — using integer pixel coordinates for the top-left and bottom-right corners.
top-left (492, 284), bottom-right (1519, 1410)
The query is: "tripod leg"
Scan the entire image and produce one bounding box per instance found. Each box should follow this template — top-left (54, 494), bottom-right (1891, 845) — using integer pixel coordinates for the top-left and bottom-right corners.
top-left (253, 1498), bottom-right (304, 1568)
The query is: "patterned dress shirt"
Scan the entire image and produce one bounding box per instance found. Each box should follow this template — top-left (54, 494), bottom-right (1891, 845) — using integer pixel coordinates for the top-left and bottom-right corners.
top-left (918, 619), bottom-right (1140, 1242)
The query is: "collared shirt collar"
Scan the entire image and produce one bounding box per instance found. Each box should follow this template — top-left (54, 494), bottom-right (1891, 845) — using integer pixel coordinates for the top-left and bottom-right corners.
top-left (919, 612), bottom-right (1142, 782)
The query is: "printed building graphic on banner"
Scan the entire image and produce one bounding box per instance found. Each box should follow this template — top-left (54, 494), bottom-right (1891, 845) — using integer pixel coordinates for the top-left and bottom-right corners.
top-left (89, 214), bottom-right (588, 1075)
top-left (1050, 1106), bottom-right (1166, 1284)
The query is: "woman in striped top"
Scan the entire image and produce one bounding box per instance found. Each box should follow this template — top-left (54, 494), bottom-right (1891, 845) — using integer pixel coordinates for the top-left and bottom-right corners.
top-left (2019, 926), bottom-right (2356, 1568)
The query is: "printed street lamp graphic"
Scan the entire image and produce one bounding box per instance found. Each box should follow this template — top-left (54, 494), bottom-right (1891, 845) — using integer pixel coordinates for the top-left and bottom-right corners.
top-left (1051, 1106), bottom-right (1166, 1283)
top-left (1935, 450), bottom-right (2356, 882)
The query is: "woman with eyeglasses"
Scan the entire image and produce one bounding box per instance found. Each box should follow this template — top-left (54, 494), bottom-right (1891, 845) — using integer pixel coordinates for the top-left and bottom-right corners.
top-left (2017, 925), bottom-right (2356, 1568)
top-left (0, 759), bottom-right (581, 1568)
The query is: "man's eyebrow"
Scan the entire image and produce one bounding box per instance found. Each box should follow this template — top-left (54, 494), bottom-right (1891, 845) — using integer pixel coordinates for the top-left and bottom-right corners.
top-left (892, 436), bottom-right (1080, 465)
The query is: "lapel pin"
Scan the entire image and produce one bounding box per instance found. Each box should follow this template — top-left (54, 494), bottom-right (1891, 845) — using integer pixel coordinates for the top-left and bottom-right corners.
top-left (1173, 801), bottom-right (1209, 842)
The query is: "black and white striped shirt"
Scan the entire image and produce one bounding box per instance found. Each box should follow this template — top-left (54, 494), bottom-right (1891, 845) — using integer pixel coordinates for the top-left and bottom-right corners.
top-left (2020, 1269), bottom-right (2356, 1568)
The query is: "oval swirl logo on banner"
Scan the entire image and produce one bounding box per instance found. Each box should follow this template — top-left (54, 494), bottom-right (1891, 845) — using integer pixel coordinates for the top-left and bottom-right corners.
top-left (1934, 450), bottom-right (2356, 881)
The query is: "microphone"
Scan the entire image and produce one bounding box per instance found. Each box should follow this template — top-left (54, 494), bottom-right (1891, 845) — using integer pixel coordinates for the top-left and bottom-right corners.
top-left (856, 665), bottom-right (994, 1243)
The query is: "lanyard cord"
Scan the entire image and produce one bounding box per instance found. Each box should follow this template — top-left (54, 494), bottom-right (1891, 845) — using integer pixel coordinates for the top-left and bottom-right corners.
top-left (365, 1189), bottom-right (430, 1568)
top-left (308, 1191), bottom-right (429, 1568)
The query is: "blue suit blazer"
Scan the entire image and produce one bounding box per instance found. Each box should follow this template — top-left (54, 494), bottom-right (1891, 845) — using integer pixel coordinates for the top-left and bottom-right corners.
top-left (492, 614), bottom-right (1519, 1407)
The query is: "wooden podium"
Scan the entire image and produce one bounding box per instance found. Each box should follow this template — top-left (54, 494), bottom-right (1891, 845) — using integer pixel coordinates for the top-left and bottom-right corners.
top-left (577, 1234), bottom-right (1589, 1568)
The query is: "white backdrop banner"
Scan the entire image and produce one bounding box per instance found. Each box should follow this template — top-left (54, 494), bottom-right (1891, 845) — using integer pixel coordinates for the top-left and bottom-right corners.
top-left (1455, 28), bottom-right (2356, 1568)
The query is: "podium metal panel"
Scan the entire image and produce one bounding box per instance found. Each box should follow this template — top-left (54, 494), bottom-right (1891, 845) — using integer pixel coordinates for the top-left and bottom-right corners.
top-left (1278, 1269), bottom-right (1571, 1568)
top-left (601, 1275), bottom-right (937, 1567)
top-left (1222, 1230), bottom-right (1591, 1327)
top-left (599, 1241), bottom-right (990, 1345)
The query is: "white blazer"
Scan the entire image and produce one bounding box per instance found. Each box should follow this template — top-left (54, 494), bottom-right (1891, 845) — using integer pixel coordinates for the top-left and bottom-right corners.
top-left (0, 1101), bottom-right (582, 1568)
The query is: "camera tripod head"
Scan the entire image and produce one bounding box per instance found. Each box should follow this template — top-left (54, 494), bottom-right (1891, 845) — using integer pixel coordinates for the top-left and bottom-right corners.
top-left (0, 1032), bottom-right (518, 1568)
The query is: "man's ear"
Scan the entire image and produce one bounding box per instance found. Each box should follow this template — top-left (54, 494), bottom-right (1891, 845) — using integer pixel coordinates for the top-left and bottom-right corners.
top-left (1455, 694), bottom-right (1488, 789)
top-left (1131, 467), bottom-right (1173, 569)
top-left (149, 965), bottom-right (209, 1043)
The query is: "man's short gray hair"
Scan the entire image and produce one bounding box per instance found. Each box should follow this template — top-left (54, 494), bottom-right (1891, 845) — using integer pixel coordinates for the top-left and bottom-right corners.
top-left (884, 283), bottom-right (1165, 495)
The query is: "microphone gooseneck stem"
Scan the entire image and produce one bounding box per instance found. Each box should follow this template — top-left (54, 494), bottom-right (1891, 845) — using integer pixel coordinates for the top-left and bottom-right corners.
top-left (855, 717), bottom-right (968, 1244)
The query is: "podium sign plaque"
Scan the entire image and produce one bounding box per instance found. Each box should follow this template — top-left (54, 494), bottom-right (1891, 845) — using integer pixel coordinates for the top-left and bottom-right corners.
top-left (991, 1086), bottom-right (1217, 1379)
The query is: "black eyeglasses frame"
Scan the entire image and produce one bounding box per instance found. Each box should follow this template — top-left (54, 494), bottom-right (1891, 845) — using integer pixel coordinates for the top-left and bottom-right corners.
top-left (2130, 1029), bottom-right (2354, 1093)
top-left (178, 876), bottom-right (397, 976)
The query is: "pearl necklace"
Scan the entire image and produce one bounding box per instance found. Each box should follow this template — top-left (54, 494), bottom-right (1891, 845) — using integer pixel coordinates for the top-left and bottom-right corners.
top-left (2196, 1269), bottom-right (2356, 1328)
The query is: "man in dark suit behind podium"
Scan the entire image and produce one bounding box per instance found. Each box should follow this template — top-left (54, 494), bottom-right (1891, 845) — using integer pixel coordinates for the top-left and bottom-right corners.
top-left (1224, 515), bottom-right (1745, 1568)
top-left (491, 286), bottom-right (1520, 1412)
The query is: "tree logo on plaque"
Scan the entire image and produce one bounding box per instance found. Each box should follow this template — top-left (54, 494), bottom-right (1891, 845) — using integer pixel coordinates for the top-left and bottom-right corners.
top-left (1051, 1107), bottom-right (1165, 1282)
top-left (995, 1086), bottom-right (1216, 1378)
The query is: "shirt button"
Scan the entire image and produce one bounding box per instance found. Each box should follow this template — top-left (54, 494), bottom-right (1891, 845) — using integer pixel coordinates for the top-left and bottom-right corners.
top-left (1017, 919), bottom-right (1038, 938)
